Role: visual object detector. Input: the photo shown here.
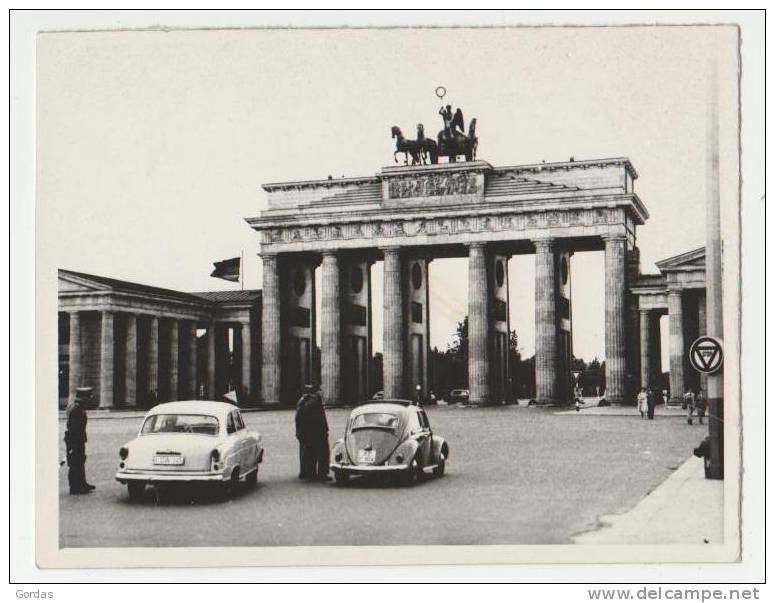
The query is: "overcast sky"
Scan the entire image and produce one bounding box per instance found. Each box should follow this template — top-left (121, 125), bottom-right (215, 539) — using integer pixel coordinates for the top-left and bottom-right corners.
top-left (38, 26), bottom-right (734, 364)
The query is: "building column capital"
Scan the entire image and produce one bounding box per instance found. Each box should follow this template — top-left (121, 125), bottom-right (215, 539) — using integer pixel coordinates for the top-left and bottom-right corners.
top-left (601, 233), bottom-right (627, 243)
top-left (380, 246), bottom-right (401, 257)
top-left (532, 237), bottom-right (556, 251)
top-left (467, 241), bottom-right (487, 252)
top-left (321, 250), bottom-right (339, 265)
top-left (639, 308), bottom-right (651, 317)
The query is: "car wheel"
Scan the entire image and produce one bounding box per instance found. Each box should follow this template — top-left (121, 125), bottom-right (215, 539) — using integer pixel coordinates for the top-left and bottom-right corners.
top-left (433, 453), bottom-right (446, 478)
top-left (245, 467), bottom-right (258, 486)
top-left (405, 458), bottom-right (422, 486)
top-left (127, 481), bottom-right (145, 503)
top-left (222, 467), bottom-right (240, 500)
top-left (334, 470), bottom-right (349, 485)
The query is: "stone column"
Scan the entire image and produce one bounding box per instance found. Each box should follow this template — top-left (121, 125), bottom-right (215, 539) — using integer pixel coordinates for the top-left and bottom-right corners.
top-left (99, 311), bottom-right (114, 408)
top-left (468, 243), bottom-right (490, 406)
top-left (188, 321), bottom-right (198, 399)
top-left (262, 254), bottom-right (281, 405)
top-left (240, 321), bottom-right (251, 399)
top-left (169, 319), bottom-right (179, 401)
top-left (603, 235), bottom-right (627, 404)
top-left (534, 238), bottom-right (558, 404)
top-left (382, 247), bottom-right (404, 399)
top-left (148, 316), bottom-right (159, 400)
top-left (650, 312), bottom-right (663, 386)
top-left (321, 252), bottom-right (342, 405)
top-left (668, 289), bottom-right (685, 402)
top-left (639, 309), bottom-right (651, 389)
top-left (697, 292), bottom-right (708, 393)
top-left (125, 313), bottom-right (137, 407)
top-left (68, 311), bottom-right (82, 398)
top-left (206, 322), bottom-right (216, 399)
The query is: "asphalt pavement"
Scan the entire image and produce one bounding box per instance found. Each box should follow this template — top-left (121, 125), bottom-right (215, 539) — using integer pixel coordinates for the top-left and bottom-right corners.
top-left (59, 405), bottom-right (702, 547)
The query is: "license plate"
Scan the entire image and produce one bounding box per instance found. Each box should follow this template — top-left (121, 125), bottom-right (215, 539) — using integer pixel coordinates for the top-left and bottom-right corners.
top-left (153, 455), bottom-right (184, 465)
top-left (357, 449), bottom-right (376, 464)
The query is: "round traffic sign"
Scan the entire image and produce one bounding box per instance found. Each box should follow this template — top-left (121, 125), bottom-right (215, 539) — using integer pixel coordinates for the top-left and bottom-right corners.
top-left (689, 336), bottom-right (724, 374)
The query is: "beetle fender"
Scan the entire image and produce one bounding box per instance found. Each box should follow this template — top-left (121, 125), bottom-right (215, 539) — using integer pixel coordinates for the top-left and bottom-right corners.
top-left (431, 436), bottom-right (449, 461)
top-left (331, 439), bottom-right (346, 462)
top-left (390, 439), bottom-right (420, 465)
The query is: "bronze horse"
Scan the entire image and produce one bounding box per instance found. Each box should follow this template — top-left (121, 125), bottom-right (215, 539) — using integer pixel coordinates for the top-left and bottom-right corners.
top-left (437, 117), bottom-right (477, 163)
top-left (391, 125), bottom-right (439, 165)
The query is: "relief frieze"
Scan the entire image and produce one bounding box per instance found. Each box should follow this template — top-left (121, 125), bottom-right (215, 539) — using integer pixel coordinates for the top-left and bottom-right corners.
top-left (259, 207), bottom-right (623, 246)
top-left (387, 172), bottom-right (479, 199)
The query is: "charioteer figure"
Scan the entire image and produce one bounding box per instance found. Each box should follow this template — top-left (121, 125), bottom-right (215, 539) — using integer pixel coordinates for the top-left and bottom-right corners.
top-left (439, 104), bottom-right (465, 141)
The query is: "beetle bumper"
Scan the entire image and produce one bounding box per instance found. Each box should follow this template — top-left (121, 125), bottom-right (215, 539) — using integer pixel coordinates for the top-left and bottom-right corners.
top-left (330, 462), bottom-right (408, 474)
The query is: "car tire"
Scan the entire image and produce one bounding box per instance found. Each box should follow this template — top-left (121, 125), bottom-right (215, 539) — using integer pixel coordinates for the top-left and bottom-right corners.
top-left (334, 470), bottom-right (349, 485)
top-left (245, 467), bottom-right (258, 486)
top-left (223, 467), bottom-right (240, 500)
top-left (127, 481), bottom-right (145, 503)
top-left (433, 454), bottom-right (446, 478)
top-left (405, 458), bottom-right (422, 486)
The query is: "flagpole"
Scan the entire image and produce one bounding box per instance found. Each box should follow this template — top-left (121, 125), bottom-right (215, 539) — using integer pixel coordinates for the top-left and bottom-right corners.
top-left (240, 249), bottom-right (244, 291)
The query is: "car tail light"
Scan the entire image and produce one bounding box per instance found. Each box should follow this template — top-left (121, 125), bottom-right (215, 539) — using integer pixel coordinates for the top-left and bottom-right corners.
top-left (335, 453), bottom-right (342, 462)
top-left (395, 454), bottom-right (403, 464)
top-left (210, 449), bottom-right (220, 471)
top-left (119, 447), bottom-right (129, 460)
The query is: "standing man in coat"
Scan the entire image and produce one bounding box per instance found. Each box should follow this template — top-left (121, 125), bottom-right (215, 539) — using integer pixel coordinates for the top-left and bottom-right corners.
top-left (65, 388), bottom-right (96, 495)
top-left (306, 386), bottom-right (331, 481)
top-left (295, 385), bottom-right (316, 480)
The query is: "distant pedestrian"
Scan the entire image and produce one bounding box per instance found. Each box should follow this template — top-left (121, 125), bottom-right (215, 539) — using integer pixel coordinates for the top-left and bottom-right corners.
top-left (64, 388), bottom-right (96, 495)
top-left (684, 388), bottom-right (696, 425)
top-left (646, 387), bottom-right (656, 420)
top-left (695, 388), bottom-right (707, 425)
top-left (636, 387), bottom-right (648, 419)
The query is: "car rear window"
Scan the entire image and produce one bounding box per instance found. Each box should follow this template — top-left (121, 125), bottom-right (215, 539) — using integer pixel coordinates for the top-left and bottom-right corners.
top-left (141, 414), bottom-right (219, 436)
top-left (351, 412), bottom-right (399, 431)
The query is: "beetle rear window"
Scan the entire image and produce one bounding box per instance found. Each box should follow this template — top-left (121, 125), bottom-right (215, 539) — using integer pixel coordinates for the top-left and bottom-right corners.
top-left (351, 413), bottom-right (399, 431)
top-left (141, 414), bottom-right (219, 436)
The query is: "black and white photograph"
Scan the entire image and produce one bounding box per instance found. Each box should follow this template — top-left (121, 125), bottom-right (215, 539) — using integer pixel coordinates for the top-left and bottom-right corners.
top-left (11, 9), bottom-right (765, 584)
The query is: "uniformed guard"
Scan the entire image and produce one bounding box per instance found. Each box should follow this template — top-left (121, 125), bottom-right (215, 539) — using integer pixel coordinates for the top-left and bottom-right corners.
top-left (64, 388), bottom-right (96, 495)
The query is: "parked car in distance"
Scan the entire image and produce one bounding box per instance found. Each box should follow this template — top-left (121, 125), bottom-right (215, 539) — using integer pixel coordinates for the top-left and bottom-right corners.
top-left (115, 401), bottom-right (263, 501)
top-left (447, 389), bottom-right (470, 404)
top-left (330, 400), bottom-right (449, 485)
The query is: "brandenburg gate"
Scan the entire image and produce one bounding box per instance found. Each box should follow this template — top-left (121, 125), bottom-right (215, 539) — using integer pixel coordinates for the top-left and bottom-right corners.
top-left (247, 157), bottom-right (649, 407)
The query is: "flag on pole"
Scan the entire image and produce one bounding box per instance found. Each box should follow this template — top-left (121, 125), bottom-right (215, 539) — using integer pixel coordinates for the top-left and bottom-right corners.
top-left (210, 257), bottom-right (240, 282)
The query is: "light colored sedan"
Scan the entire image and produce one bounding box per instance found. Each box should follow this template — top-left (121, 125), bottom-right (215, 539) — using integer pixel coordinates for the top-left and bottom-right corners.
top-left (115, 401), bottom-right (263, 501)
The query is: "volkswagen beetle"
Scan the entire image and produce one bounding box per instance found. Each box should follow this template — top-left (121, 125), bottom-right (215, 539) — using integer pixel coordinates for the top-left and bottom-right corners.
top-left (115, 401), bottom-right (263, 501)
top-left (330, 400), bottom-right (449, 485)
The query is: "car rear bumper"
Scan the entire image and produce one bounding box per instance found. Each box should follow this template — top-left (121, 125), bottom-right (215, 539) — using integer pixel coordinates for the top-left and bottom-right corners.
top-left (115, 469), bottom-right (227, 483)
top-left (330, 462), bottom-right (408, 474)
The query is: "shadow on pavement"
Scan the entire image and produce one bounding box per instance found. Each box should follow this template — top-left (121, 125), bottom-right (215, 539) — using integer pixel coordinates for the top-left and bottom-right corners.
top-left (116, 480), bottom-right (263, 506)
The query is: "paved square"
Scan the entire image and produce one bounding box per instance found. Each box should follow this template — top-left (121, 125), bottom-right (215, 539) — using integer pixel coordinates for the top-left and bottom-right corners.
top-left (59, 406), bottom-right (701, 547)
